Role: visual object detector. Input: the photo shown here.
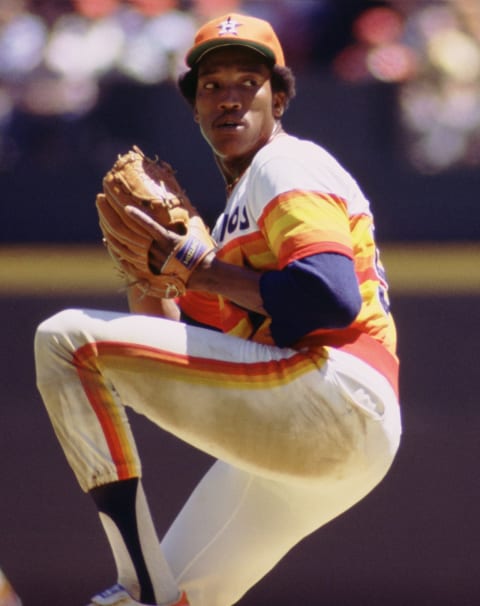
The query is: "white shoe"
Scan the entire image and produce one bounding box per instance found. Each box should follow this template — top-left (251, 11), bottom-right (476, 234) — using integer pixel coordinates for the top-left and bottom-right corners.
top-left (0, 569), bottom-right (22, 606)
top-left (87, 584), bottom-right (189, 606)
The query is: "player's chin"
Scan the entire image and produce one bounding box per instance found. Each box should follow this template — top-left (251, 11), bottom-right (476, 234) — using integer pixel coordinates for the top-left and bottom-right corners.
top-left (213, 136), bottom-right (263, 164)
top-left (211, 131), bottom-right (244, 150)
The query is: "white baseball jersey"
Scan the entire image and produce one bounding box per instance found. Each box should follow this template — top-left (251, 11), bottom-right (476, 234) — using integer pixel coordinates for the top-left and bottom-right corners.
top-left (35, 133), bottom-right (401, 606)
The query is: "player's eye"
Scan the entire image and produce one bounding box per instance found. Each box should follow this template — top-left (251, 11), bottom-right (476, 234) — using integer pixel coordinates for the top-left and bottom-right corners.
top-left (197, 76), bottom-right (219, 90)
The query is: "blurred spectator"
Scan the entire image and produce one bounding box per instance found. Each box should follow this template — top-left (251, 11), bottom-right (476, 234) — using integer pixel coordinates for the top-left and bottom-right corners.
top-left (0, 0), bottom-right (478, 175)
top-left (45, 0), bottom-right (124, 81)
top-left (34, 0), bottom-right (124, 115)
top-left (0, 0), bottom-right (47, 82)
top-left (398, 2), bottom-right (480, 171)
top-left (118, 0), bottom-right (196, 83)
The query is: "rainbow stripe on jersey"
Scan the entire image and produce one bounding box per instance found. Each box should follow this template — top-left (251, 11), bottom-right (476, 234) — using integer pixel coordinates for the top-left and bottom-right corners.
top-left (181, 134), bottom-right (398, 395)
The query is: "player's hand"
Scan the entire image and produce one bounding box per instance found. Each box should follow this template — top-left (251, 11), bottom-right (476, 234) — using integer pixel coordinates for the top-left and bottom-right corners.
top-left (97, 146), bottom-right (215, 299)
top-left (124, 205), bottom-right (184, 275)
top-left (97, 193), bottom-right (151, 269)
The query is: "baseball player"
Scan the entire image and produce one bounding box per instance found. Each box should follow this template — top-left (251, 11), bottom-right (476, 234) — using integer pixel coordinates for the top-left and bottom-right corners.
top-left (34, 13), bottom-right (402, 606)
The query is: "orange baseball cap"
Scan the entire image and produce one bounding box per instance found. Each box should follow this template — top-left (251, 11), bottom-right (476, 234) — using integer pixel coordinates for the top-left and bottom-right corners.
top-left (186, 13), bottom-right (285, 68)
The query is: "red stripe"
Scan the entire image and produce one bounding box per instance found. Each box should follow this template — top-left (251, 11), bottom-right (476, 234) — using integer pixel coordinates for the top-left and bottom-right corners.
top-left (298, 332), bottom-right (399, 398)
top-left (278, 240), bottom-right (353, 268)
top-left (73, 343), bottom-right (136, 480)
top-left (92, 341), bottom-right (311, 382)
top-left (338, 336), bottom-right (399, 398)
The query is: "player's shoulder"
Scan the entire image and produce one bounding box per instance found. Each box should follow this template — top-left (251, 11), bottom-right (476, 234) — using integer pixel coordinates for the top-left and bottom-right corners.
top-left (250, 132), bottom-right (355, 193)
top-left (253, 132), bottom-right (348, 178)
top-left (247, 131), bottom-right (371, 216)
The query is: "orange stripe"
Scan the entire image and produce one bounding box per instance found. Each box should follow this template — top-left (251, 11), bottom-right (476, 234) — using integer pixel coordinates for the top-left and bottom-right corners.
top-left (356, 266), bottom-right (379, 284)
top-left (180, 291), bottom-right (223, 330)
top-left (258, 190), bottom-right (348, 228)
top-left (73, 344), bottom-right (139, 480)
top-left (216, 231), bottom-right (278, 268)
top-left (258, 191), bottom-right (353, 266)
top-left (277, 237), bottom-right (352, 268)
top-left (99, 341), bottom-right (318, 387)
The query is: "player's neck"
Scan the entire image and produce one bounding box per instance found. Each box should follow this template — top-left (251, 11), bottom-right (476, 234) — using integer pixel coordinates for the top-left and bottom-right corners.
top-left (218, 122), bottom-right (284, 195)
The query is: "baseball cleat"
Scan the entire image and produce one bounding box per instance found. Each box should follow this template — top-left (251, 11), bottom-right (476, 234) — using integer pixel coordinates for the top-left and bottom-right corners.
top-left (0, 569), bottom-right (22, 606)
top-left (87, 583), bottom-right (189, 606)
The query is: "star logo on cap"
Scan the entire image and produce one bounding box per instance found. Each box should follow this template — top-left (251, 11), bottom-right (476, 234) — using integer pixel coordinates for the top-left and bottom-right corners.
top-left (217, 16), bottom-right (242, 36)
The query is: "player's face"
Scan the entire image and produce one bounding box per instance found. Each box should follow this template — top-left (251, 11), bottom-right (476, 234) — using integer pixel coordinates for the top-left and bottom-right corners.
top-left (194, 46), bottom-right (285, 175)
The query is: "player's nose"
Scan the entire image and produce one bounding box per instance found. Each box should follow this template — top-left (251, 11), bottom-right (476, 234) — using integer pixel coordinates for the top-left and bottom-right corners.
top-left (218, 86), bottom-right (242, 110)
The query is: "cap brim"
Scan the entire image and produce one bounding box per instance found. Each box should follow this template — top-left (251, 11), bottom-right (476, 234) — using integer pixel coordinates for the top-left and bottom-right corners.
top-left (187, 38), bottom-right (276, 67)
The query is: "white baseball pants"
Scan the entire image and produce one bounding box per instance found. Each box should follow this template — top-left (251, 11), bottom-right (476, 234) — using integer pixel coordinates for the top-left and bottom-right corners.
top-left (34, 308), bottom-right (401, 606)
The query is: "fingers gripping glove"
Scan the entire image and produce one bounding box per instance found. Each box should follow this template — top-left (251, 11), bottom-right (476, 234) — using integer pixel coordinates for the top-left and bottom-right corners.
top-left (99, 146), bottom-right (215, 299)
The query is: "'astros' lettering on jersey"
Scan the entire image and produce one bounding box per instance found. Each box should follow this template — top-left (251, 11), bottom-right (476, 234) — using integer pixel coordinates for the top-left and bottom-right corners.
top-left (180, 133), bottom-right (398, 394)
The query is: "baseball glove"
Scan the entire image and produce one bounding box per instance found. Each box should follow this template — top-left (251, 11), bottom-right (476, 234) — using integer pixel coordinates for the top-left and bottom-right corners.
top-left (97, 145), bottom-right (215, 299)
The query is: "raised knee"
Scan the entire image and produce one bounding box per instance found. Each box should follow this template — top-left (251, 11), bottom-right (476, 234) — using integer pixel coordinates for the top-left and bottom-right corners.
top-left (35, 308), bottom-right (77, 348)
top-left (34, 308), bottom-right (87, 378)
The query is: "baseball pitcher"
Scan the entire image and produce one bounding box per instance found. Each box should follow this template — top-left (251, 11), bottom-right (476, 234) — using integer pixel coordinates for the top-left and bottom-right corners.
top-left (35, 13), bottom-right (401, 606)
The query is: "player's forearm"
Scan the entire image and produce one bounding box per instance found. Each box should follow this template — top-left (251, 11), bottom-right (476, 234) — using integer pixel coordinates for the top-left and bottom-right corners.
top-left (189, 253), bottom-right (267, 315)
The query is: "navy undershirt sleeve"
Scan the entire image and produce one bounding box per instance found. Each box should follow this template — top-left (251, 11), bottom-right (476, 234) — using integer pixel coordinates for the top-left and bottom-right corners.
top-left (259, 253), bottom-right (362, 347)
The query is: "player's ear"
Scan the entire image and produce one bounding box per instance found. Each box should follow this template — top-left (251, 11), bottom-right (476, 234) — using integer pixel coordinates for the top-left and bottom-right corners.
top-left (272, 92), bottom-right (286, 119)
top-left (193, 105), bottom-right (200, 123)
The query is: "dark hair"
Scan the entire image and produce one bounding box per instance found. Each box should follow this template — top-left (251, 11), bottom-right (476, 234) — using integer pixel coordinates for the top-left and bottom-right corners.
top-left (177, 64), bottom-right (296, 109)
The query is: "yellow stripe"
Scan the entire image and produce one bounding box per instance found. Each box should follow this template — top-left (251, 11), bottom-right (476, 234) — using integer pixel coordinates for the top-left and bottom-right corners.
top-left (102, 345), bottom-right (317, 389)
top-left (261, 192), bottom-right (351, 258)
top-left (0, 243), bottom-right (479, 295)
top-left (74, 343), bottom-right (140, 479)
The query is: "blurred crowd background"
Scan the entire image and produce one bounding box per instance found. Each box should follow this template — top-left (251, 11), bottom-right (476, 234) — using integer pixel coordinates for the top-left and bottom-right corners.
top-left (1, 0), bottom-right (479, 242)
top-left (1, 4), bottom-right (479, 603)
